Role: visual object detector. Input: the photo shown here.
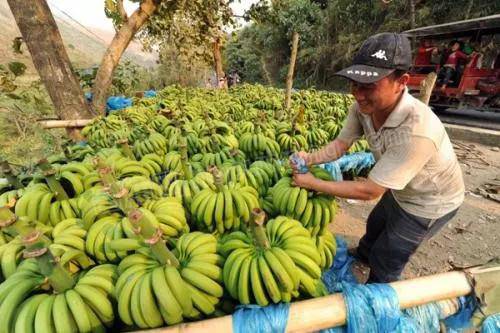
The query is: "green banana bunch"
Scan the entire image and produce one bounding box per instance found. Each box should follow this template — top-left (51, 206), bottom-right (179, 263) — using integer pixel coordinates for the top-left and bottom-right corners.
top-left (2, 263), bottom-right (118, 333)
top-left (305, 128), bottom-right (330, 149)
top-left (195, 148), bottom-right (242, 169)
top-left (190, 173), bottom-right (260, 234)
top-left (315, 229), bottom-right (337, 271)
top-left (142, 197), bottom-right (190, 237)
top-left (0, 189), bottom-right (21, 208)
top-left (122, 106), bottom-right (155, 125)
top-left (62, 144), bottom-right (95, 162)
top-left (162, 171), bottom-right (215, 209)
top-left (110, 156), bottom-right (152, 179)
top-left (82, 115), bottom-right (130, 149)
top-left (270, 177), bottom-right (337, 236)
top-left (85, 214), bottom-right (139, 264)
top-left (116, 232), bottom-right (223, 328)
top-left (348, 139), bottom-right (370, 153)
top-left (164, 151), bottom-right (182, 172)
top-left (150, 114), bottom-right (171, 132)
top-left (323, 118), bottom-right (342, 140)
top-left (239, 133), bottom-right (280, 161)
top-left (276, 131), bottom-right (309, 155)
top-left (133, 132), bottom-right (168, 159)
top-left (219, 213), bottom-right (326, 306)
top-left (49, 218), bottom-right (94, 270)
top-left (13, 185), bottom-right (78, 226)
top-left (120, 176), bottom-right (163, 203)
top-left (79, 191), bottom-right (121, 229)
top-left (141, 153), bottom-right (167, 182)
top-left (250, 160), bottom-right (284, 185)
top-left (222, 163), bottom-right (272, 196)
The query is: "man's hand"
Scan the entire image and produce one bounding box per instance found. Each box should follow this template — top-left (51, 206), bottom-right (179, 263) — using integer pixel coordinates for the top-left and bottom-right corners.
top-left (292, 172), bottom-right (319, 190)
top-left (289, 151), bottom-right (310, 173)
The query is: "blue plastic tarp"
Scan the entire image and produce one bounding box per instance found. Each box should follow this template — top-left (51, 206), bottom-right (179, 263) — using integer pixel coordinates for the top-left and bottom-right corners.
top-left (320, 152), bottom-right (375, 181)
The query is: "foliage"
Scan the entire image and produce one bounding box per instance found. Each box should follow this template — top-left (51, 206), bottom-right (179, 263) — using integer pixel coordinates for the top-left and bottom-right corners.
top-left (0, 80), bottom-right (64, 164)
top-left (75, 61), bottom-right (155, 95)
top-left (154, 45), bottom-right (212, 88)
top-left (8, 61), bottom-right (27, 77)
top-left (226, 0), bottom-right (500, 90)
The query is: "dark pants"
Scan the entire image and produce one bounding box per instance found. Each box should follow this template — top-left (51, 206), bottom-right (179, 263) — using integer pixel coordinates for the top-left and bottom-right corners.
top-left (357, 192), bottom-right (459, 283)
top-left (438, 66), bottom-right (456, 86)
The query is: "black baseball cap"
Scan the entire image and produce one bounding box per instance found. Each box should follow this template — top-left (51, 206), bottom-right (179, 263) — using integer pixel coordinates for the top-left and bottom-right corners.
top-left (335, 33), bottom-right (412, 83)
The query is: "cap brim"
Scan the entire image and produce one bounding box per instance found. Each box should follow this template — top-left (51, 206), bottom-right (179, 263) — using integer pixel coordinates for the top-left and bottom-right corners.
top-left (334, 65), bottom-right (394, 83)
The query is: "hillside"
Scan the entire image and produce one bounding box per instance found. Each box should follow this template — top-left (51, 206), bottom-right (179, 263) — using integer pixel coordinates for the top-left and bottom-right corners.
top-left (0, 0), bottom-right (156, 77)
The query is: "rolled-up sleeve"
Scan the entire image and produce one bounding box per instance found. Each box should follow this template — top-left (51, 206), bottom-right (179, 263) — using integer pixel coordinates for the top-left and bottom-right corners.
top-left (337, 105), bottom-right (363, 147)
top-left (368, 136), bottom-right (436, 190)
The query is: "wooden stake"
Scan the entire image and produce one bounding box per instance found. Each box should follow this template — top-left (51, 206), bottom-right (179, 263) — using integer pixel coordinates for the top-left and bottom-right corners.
top-left (38, 119), bottom-right (93, 129)
top-left (284, 31), bottom-right (300, 112)
top-left (140, 270), bottom-right (472, 333)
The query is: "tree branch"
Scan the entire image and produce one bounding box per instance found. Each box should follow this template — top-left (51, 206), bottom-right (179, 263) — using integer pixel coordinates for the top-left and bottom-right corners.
top-left (117, 0), bottom-right (128, 22)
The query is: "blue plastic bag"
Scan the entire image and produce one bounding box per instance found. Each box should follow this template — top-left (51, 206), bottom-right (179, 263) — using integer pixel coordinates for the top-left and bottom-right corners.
top-left (321, 152), bottom-right (375, 180)
top-left (106, 96), bottom-right (132, 112)
top-left (144, 90), bottom-right (157, 98)
top-left (322, 236), bottom-right (357, 293)
top-left (481, 314), bottom-right (500, 333)
top-left (233, 303), bottom-right (290, 333)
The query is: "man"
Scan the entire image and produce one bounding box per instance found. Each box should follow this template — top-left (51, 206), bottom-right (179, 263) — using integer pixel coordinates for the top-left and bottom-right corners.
top-left (414, 39), bottom-right (438, 73)
top-left (292, 33), bottom-right (465, 283)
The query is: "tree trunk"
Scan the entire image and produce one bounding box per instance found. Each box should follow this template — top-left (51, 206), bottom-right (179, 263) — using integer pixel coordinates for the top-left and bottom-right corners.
top-left (409, 0), bottom-right (416, 48)
top-left (213, 37), bottom-right (226, 89)
top-left (7, 0), bottom-right (93, 140)
top-left (284, 31), bottom-right (300, 111)
top-left (261, 57), bottom-right (274, 86)
top-left (409, 0), bottom-right (416, 30)
top-left (92, 0), bottom-right (158, 115)
top-left (464, 0), bottom-right (474, 20)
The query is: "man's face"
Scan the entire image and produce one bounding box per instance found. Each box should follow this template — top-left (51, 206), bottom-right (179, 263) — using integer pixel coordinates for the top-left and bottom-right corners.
top-left (349, 74), bottom-right (409, 115)
top-left (451, 42), bottom-right (460, 51)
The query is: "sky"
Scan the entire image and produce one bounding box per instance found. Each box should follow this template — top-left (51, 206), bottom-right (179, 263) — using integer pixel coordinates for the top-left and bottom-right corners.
top-left (47, 0), bottom-right (259, 32)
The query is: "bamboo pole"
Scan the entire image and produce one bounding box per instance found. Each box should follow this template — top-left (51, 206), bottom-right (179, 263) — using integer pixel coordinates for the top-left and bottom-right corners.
top-left (38, 119), bottom-right (93, 129)
top-left (141, 270), bottom-right (472, 333)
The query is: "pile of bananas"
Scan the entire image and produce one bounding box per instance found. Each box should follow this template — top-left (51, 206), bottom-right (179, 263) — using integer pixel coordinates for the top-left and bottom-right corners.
top-left (219, 212), bottom-right (327, 306)
top-left (0, 84), bottom-right (372, 332)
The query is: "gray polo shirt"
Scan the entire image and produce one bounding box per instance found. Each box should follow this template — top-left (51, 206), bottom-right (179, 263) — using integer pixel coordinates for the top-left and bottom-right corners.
top-left (338, 88), bottom-right (465, 219)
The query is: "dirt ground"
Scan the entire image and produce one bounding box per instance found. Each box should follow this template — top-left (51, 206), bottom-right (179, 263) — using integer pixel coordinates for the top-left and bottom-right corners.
top-left (330, 139), bottom-right (500, 280)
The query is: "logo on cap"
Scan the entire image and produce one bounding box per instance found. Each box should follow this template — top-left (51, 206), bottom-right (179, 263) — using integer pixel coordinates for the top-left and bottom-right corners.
top-left (371, 50), bottom-right (388, 61)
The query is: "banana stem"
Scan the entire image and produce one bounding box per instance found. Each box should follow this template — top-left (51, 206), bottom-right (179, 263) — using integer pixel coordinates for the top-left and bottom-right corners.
top-left (250, 208), bottom-right (270, 249)
top-left (128, 209), bottom-right (180, 268)
top-left (117, 139), bottom-right (136, 160)
top-left (0, 161), bottom-right (22, 189)
top-left (37, 159), bottom-right (69, 201)
top-left (0, 206), bottom-right (17, 229)
top-left (96, 164), bottom-right (137, 214)
top-left (179, 141), bottom-right (193, 180)
top-left (22, 230), bottom-right (75, 292)
top-left (209, 166), bottom-right (224, 192)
